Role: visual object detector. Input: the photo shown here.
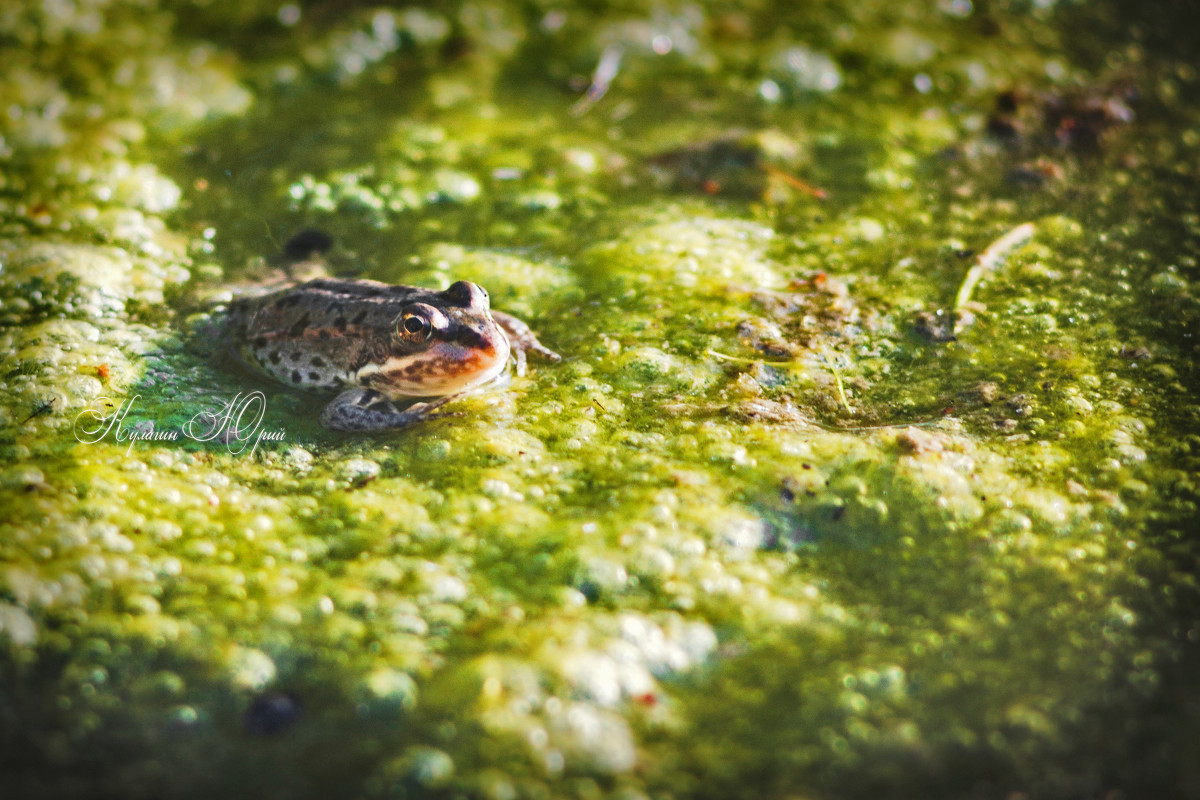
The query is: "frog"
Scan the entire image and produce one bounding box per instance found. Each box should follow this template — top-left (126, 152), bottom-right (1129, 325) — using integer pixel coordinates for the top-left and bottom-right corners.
top-left (222, 277), bottom-right (560, 431)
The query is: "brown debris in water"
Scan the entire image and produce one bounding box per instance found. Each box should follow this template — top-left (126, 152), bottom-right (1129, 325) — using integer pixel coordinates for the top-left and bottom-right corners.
top-left (738, 271), bottom-right (862, 355)
top-left (727, 398), bottom-right (811, 425)
top-left (987, 81), bottom-right (1137, 154)
top-left (944, 78), bottom-right (1138, 194)
top-left (646, 130), bottom-right (826, 201)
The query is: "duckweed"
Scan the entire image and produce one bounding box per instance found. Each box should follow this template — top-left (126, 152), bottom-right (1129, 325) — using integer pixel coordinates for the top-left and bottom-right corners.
top-left (3, 0), bottom-right (1200, 798)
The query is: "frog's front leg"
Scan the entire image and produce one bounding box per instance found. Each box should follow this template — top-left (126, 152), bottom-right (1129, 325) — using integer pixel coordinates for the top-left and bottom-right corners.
top-left (491, 311), bottom-right (561, 377)
top-left (319, 388), bottom-right (464, 432)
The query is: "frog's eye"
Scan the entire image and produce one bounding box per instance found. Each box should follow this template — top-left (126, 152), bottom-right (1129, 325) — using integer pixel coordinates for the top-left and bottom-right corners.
top-left (398, 312), bottom-right (432, 342)
top-left (394, 302), bottom-right (448, 345)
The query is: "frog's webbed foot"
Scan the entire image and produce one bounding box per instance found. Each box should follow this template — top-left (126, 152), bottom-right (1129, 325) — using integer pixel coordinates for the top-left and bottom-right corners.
top-left (492, 311), bottom-right (561, 377)
top-left (319, 388), bottom-right (465, 432)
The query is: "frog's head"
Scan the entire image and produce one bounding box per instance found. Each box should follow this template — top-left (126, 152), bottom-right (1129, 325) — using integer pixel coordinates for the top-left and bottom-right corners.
top-left (372, 280), bottom-right (510, 396)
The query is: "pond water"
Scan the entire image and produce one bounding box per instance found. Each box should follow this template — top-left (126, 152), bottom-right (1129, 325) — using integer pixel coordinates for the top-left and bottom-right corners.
top-left (2, 1), bottom-right (1199, 797)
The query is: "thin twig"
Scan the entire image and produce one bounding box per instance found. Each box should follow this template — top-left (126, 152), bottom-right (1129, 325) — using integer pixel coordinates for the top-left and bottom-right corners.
top-left (828, 362), bottom-right (854, 415)
top-left (707, 349), bottom-right (800, 369)
top-left (570, 45), bottom-right (623, 117)
top-left (763, 164), bottom-right (828, 200)
top-left (21, 397), bottom-right (55, 424)
top-left (953, 222), bottom-right (1036, 325)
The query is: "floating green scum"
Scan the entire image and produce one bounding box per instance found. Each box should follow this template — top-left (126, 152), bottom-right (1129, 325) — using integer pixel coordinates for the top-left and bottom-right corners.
top-left (2, 0), bottom-right (1199, 798)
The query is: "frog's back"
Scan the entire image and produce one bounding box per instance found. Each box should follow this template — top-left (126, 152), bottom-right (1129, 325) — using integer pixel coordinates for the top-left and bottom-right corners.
top-left (224, 279), bottom-right (425, 391)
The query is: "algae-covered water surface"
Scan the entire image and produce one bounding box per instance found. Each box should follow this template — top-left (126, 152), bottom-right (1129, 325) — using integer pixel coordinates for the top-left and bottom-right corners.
top-left (3, 1), bottom-right (1199, 797)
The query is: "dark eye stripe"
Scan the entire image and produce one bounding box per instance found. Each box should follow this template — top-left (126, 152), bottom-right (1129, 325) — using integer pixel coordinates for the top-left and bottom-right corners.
top-left (446, 327), bottom-right (488, 348)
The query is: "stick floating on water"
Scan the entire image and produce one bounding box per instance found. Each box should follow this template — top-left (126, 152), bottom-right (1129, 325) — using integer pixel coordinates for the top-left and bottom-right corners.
top-left (828, 362), bottom-right (854, 415)
top-left (953, 222), bottom-right (1036, 332)
top-left (762, 164), bottom-right (828, 200)
top-left (570, 45), bottom-right (623, 117)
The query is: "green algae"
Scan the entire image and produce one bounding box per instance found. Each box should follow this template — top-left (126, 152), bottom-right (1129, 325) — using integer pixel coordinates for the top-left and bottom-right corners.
top-left (3, 0), bottom-right (1200, 798)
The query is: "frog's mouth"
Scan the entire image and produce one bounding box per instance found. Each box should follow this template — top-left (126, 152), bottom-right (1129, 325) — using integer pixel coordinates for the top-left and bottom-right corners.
top-left (364, 336), bottom-right (510, 397)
